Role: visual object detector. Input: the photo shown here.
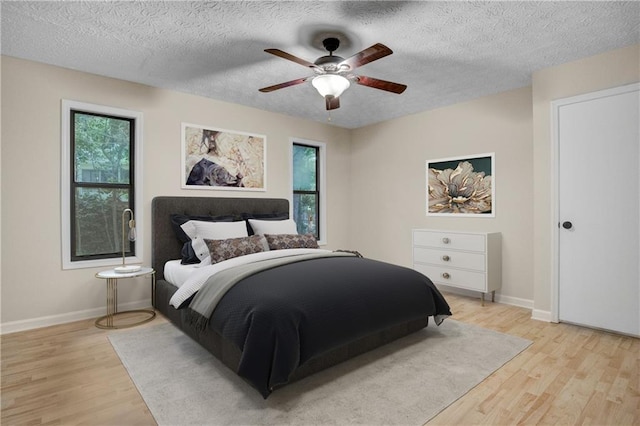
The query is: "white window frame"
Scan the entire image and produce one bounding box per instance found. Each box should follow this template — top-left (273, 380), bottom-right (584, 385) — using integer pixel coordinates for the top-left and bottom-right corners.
top-left (61, 100), bottom-right (143, 270)
top-left (290, 137), bottom-right (327, 246)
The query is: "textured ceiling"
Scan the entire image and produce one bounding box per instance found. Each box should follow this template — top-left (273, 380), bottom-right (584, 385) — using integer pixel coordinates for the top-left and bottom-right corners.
top-left (2, 1), bottom-right (639, 129)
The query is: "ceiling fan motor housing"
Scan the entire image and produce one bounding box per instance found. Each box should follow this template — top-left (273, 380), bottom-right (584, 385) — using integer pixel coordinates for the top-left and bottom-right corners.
top-left (314, 37), bottom-right (346, 71)
top-left (314, 55), bottom-right (345, 69)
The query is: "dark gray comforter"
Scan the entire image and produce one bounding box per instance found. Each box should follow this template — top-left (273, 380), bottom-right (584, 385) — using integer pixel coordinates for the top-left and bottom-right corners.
top-left (186, 255), bottom-right (451, 398)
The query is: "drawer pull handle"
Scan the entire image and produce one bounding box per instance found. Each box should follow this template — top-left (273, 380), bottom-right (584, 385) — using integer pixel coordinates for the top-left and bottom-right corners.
top-left (442, 255), bottom-right (450, 262)
top-left (442, 272), bottom-right (450, 279)
top-left (442, 237), bottom-right (450, 244)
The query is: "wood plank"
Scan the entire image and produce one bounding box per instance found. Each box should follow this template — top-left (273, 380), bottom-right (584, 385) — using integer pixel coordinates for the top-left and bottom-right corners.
top-left (1, 315), bottom-right (163, 425)
top-left (2, 294), bottom-right (638, 425)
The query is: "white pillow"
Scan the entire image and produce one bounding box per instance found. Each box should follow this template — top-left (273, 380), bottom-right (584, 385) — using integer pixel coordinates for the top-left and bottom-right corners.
top-left (248, 218), bottom-right (298, 235)
top-left (180, 220), bottom-right (248, 265)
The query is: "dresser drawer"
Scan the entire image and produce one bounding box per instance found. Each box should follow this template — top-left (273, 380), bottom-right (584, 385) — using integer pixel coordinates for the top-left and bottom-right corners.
top-left (414, 264), bottom-right (486, 292)
top-left (413, 231), bottom-right (486, 252)
top-left (413, 247), bottom-right (486, 271)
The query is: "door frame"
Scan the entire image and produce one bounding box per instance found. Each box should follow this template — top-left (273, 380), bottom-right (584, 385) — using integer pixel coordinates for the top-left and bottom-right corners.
top-left (550, 82), bottom-right (640, 323)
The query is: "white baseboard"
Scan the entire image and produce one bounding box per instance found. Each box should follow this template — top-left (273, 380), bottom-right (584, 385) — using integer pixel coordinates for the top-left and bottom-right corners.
top-left (438, 285), bottom-right (533, 310)
top-left (0, 300), bottom-right (152, 335)
top-left (531, 309), bottom-right (553, 322)
top-left (494, 294), bottom-right (534, 310)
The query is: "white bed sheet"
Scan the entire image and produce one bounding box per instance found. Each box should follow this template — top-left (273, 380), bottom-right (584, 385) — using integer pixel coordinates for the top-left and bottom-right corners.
top-left (163, 260), bottom-right (199, 288)
top-left (168, 249), bottom-right (332, 309)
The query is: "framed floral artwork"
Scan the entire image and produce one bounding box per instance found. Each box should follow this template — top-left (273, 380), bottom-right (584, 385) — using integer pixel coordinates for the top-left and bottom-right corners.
top-left (426, 153), bottom-right (495, 217)
top-left (182, 123), bottom-right (266, 191)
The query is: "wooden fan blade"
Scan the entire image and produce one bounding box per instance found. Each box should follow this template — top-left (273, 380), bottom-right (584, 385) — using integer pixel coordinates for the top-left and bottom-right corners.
top-left (325, 95), bottom-right (340, 110)
top-left (339, 43), bottom-right (393, 70)
top-left (259, 77), bottom-right (309, 93)
top-left (264, 48), bottom-right (318, 69)
top-left (356, 75), bottom-right (407, 94)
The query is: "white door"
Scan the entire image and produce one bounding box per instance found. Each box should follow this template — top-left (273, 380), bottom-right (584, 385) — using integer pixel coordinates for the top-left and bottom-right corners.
top-left (556, 84), bottom-right (639, 336)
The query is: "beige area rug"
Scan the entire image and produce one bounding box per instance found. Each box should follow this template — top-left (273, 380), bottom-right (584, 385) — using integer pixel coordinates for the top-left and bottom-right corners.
top-left (109, 319), bottom-right (530, 425)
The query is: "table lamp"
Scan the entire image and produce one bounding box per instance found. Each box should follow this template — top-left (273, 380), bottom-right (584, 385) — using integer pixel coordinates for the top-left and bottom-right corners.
top-left (114, 208), bottom-right (141, 273)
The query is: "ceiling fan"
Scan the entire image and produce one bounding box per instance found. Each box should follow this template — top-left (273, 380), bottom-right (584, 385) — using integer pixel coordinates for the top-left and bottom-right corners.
top-left (259, 37), bottom-right (407, 110)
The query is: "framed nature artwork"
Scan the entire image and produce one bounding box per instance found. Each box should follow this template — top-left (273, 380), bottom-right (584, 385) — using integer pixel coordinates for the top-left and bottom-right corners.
top-left (182, 123), bottom-right (266, 191)
top-left (426, 153), bottom-right (495, 217)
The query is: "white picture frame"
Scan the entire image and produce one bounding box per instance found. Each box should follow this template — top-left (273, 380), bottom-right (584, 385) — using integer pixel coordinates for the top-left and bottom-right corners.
top-left (182, 123), bottom-right (266, 191)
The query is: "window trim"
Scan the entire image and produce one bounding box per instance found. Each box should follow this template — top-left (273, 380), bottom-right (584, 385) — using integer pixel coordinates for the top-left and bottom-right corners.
top-left (61, 100), bottom-right (143, 270)
top-left (290, 137), bottom-right (326, 245)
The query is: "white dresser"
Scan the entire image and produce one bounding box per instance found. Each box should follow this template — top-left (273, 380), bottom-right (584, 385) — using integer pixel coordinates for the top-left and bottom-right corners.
top-left (412, 229), bottom-right (501, 304)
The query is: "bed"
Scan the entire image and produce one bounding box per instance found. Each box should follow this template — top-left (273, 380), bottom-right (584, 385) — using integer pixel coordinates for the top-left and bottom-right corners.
top-left (151, 196), bottom-right (451, 398)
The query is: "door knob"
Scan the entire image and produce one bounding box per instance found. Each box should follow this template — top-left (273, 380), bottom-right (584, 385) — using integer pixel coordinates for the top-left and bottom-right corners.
top-left (562, 221), bottom-right (573, 230)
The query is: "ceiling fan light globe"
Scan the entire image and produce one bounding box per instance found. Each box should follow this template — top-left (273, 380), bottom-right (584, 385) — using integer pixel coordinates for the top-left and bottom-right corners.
top-left (312, 74), bottom-right (350, 98)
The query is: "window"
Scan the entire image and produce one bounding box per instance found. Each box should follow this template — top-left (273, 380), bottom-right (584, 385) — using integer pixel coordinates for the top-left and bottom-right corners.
top-left (61, 100), bottom-right (143, 269)
top-left (291, 139), bottom-right (326, 244)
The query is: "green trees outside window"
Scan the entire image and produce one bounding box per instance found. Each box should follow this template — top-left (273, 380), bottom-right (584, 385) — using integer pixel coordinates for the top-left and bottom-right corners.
top-left (71, 111), bottom-right (135, 260)
top-left (292, 143), bottom-right (319, 239)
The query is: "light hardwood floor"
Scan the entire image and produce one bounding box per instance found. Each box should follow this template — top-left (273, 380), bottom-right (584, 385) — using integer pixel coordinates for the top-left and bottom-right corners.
top-left (1, 293), bottom-right (638, 425)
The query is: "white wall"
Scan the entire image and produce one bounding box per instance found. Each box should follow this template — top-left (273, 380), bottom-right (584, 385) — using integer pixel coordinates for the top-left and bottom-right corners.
top-left (0, 56), bottom-right (352, 332)
top-left (0, 56), bottom-right (3, 327)
top-left (349, 87), bottom-right (534, 306)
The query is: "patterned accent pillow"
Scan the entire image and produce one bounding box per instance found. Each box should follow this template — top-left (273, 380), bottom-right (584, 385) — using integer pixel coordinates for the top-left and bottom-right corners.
top-left (265, 233), bottom-right (318, 250)
top-left (204, 235), bottom-right (269, 264)
top-left (170, 214), bottom-right (236, 264)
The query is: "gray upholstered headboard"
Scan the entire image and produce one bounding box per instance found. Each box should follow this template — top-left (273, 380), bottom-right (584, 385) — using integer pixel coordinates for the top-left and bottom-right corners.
top-left (151, 196), bottom-right (289, 281)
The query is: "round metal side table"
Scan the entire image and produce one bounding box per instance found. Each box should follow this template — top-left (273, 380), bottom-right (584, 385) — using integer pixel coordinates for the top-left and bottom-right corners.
top-left (95, 267), bottom-right (156, 329)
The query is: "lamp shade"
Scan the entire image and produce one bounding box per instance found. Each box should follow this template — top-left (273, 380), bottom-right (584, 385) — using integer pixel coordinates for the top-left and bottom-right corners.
top-left (312, 74), bottom-right (350, 98)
